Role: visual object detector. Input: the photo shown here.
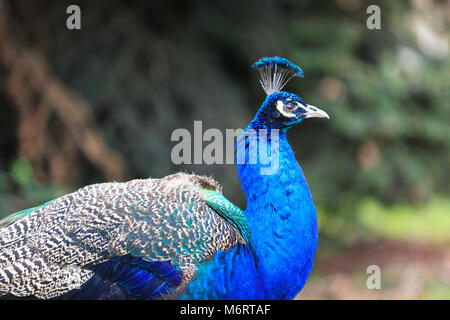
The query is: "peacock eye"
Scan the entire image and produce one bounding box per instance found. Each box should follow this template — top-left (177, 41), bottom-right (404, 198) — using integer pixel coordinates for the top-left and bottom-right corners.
top-left (283, 102), bottom-right (298, 112)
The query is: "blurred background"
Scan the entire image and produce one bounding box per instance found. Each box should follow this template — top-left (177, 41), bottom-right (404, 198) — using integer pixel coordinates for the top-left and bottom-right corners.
top-left (0, 0), bottom-right (448, 299)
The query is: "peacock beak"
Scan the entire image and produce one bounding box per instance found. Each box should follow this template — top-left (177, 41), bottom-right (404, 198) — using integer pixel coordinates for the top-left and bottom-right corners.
top-left (303, 104), bottom-right (330, 119)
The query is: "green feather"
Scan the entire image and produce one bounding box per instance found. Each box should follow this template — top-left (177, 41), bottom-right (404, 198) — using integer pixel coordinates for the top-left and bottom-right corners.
top-left (0, 200), bottom-right (53, 228)
top-left (199, 188), bottom-right (256, 260)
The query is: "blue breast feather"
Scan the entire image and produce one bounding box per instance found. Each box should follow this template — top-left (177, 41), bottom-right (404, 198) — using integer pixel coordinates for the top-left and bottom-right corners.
top-left (60, 255), bottom-right (181, 300)
top-left (181, 130), bottom-right (318, 299)
top-left (179, 244), bottom-right (263, 300)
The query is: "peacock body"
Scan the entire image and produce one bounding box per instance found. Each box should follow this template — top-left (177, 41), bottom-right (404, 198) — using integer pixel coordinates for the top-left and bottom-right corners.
top-left (0, 57), bottom-right (329, 300)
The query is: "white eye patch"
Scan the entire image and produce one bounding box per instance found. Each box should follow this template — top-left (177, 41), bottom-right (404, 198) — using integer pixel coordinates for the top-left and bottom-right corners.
top-left (276, 100), bottom-right (297, 118)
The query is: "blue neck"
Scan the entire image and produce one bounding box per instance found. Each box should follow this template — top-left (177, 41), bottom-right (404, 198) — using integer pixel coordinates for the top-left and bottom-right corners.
top-left (237, 127), bottom-right (318, 299)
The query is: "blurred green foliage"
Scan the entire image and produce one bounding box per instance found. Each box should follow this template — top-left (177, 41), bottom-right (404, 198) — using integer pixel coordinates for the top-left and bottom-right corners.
top-left (0, 0), bottom-right (448, 221)
top-left (358, 197), bottom-right (450, 243)
top-left (0, 0), bottom-right (448, 301)
top-left (10, 157), bottom-right (32, 187)
top-left (0, 158), bottom-right (64, 216)
top-left (318, 197), bottom-right (450, 246)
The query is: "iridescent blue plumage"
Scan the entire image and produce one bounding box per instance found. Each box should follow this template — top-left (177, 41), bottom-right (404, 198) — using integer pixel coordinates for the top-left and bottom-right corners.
top-left (252, 56), bottom-right (304, 77)
top-left (182, 57), bottom-right (328, 299)
top-left (251, 56), bottom-right (304, 95)
top-left (60, 256), bottom-right (181, 299)
top-left (183, 128), bottom-right (318, 299)
top-left (0, 57), bottom-right (328, 300)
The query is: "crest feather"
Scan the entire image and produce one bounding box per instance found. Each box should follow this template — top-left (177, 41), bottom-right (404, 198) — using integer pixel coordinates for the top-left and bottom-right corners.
top-left (252, 57), bottom-right (304, 95)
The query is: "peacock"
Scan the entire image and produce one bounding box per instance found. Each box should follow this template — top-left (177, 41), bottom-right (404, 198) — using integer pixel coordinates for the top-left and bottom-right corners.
top-left (0, 57), bottom-right (329, 300)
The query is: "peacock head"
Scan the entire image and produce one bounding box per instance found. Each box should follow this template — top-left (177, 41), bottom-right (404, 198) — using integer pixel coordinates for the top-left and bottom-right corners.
top-left (250, 57), bottom-right (329, 130)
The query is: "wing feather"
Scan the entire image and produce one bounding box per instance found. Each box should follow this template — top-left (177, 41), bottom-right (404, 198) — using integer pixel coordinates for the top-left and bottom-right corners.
top-left (0, 173), bottom-right (245, 299)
